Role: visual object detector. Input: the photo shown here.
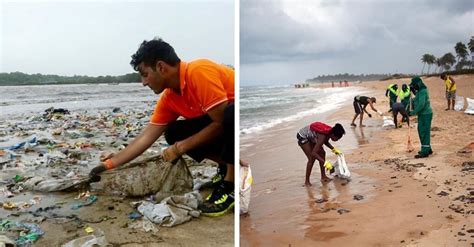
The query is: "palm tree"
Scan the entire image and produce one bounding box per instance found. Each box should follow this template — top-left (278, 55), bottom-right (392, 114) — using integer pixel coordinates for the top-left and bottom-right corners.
top-left (435, 57), bottom-right (443, 73)
top-left (426, 54), bottom-right (436, 74)
top-left (420, 54), bottom-right (430, 74)
top-left (454, 42), bottom-right (468, 62)
top-left (441, 53), bottom-right (456, 72)
top-left (468, 36), bottom-right (474, 69)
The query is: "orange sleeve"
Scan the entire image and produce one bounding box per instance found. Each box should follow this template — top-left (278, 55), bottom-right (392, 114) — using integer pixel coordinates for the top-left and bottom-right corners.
top-left (149, 92), bottom-right (179, 125)
top-left (189, 66), bottom-right (228, 112)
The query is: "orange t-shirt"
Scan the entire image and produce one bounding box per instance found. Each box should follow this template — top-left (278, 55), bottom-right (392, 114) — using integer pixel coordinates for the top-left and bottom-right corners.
top-left (150, 59), bottom-right (234, 125)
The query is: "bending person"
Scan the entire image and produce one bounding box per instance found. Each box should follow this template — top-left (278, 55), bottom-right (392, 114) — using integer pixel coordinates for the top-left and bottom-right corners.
top-left (89, 38), bottom-right (235, 216)
top-left (297, 122), bottom-right (345, 186)
top-left (351, 96), bottom-right (382, 127)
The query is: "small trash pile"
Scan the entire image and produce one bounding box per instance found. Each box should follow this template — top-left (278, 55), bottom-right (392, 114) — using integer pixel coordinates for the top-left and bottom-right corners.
top-left (0, 106), bottom-right (161, 197)
top-left (0, 219), bottom-right (44, 246)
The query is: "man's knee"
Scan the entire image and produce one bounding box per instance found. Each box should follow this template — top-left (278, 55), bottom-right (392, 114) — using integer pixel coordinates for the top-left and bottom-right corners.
top-left (223, 104), bottom-right (234, 128)
top-left (164, 122), bottom-right (179, 145)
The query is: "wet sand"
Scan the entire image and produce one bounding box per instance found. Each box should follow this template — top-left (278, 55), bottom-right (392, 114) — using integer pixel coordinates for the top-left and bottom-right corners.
top-left (240, 75), bottom-right (473, 246)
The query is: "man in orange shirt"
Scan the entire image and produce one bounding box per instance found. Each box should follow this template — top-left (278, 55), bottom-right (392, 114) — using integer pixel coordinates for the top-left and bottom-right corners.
top-left (89, 38), bottom-right (235, 217)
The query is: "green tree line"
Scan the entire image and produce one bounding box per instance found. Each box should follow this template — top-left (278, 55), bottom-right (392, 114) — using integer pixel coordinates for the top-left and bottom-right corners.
top-left (306, 73), bottom-right (395, 83)
top-left (420, 36), bottom-right (474, 74)
top-left (0, 72), bottom-right (141, 86)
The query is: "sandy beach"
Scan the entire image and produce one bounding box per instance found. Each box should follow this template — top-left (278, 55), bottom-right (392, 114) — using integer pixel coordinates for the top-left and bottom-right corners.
top-left (240, 75), bottom-right (473, 246)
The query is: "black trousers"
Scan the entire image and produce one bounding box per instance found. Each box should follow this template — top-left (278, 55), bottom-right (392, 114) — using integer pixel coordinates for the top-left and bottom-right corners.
top-left (164, 104), bottom-right (234, 165)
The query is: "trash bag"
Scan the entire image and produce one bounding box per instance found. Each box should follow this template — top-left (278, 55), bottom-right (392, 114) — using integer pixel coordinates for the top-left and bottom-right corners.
top-left (240, 165), bottom-right (253, 215)
top-left (382, 116), bottom-right (395, 128)
top-left (332, 154), bottom-right (351, 179)
top-left (137, 191), bottom-right (200, 227)
top-left (465, 98), bottom-right (474, 115)
top-left (91, 154), bottom-right (193, 197)
top-left (454, 96), bottom-right (464, 111)
top-left (22, 176), bottom-right (90, 192)
top-left (62, 229), bottom-right (108, 247)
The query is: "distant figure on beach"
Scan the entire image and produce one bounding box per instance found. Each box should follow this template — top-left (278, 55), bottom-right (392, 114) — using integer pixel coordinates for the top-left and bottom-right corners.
top-left (409, 77), bottom-right (433, 158)
top-left (89, 37), bottom-right (235, 216)
top-left (344, 80), bottom-right (349, 87)
top-left (339, 81), bottom-right (342, 87)
top-left (296, 122), bottom-right (345, 186)
top-left (385, 83), bottom-right (398, 112)
top-left (399, 84), bottom-right (411, 112)
top-left (350, 96), bottom-right (382, 127)
top-left (392, 102), bottom-right (409, 128)
top-left (331, 81), bottom-right (334, 88)
top-left (440, 74), bottom-right (456, 111)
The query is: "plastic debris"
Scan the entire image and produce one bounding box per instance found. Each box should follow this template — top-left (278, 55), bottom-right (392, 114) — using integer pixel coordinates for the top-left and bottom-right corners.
top-left (136, 191), bottom-right (201, 227)
top-left (63, 229), bottom-right (108, 247)
top-left (84, 226), bottom-right (94, 234)
top-left (72, 195), bottom-right (98, 210)
top-left (128, 212), bottom-right (142, 220)
top-left (128, 218), bottom-right (158, 233)
top-left (240, 165), bottom-right (253, 215)
top-left (0, 220), bottom-right (44, 246)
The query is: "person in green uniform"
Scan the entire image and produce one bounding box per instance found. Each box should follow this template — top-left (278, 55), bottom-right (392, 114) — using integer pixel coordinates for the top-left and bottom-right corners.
top-left (385, 83), bottom-right (398, 112)
top-left (409, 77), bottom-right (433, 158)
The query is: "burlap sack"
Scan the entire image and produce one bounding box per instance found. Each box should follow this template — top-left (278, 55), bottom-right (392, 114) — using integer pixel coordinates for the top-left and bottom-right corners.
top-left (91, 154), bottom-right (193, 197)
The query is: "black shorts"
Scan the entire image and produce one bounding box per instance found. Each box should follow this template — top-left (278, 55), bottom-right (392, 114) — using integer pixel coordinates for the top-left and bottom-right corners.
top-left (353, 98), bottom-right (363, 114)
top-left (164, 103), bottom-right (234, 165)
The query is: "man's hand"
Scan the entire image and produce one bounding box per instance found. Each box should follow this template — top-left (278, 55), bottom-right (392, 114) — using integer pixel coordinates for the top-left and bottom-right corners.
top-left (100, 152), bottom-right (114, 162)
top-left (331, 147), bottom-right (342, 155)
top-left (162, 143), bottom-right (182, 162)
top-left (89, 164), bottom-right (107, 177)
top-left (368, 113), bottom-right (372, 118)
top-left (377, 110), bottom-right (383, 116)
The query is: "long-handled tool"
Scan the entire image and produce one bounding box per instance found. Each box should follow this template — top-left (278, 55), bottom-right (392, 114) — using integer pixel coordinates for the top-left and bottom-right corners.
top-left (407, 125), bottom-right (415, 152)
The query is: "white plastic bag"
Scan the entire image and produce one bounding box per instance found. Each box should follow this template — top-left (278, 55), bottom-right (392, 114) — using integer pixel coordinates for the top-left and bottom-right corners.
top-left (454, 96), bottom-right (464, 111)
top-left (240, 165), bottom-right (253, 214)
top-left (333, 154), bottom-right (351, 179)
top-left (465, 98), bottom-right (474, 115)
top-left (382, 116), bottom-right (395, 128)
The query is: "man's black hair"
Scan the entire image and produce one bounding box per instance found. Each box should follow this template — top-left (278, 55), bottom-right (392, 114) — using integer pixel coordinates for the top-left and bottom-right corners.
top-left (440, 74), bottom-right (446, 79)
top-left (130, 38), bottom-right (181, 71)
top-left (332, 123), bottom-right (346, 139)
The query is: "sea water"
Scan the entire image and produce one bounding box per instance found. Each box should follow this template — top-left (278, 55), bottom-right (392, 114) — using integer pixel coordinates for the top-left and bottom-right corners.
top-left (0, 83), bottom-right (156, 119)
top-left (240, 84), bottom-right (368, 137)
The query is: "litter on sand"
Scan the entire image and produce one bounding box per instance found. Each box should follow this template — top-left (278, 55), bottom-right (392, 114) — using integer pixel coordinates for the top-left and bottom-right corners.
top-left (332, 154), bottom-right (351, 179)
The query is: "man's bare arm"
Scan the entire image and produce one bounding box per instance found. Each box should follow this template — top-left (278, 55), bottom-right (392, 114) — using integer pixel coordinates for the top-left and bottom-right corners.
top-left (109, 123), bottom-right (166, 167)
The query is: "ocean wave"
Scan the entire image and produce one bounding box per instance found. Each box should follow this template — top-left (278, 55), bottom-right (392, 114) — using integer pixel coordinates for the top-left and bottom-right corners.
top-left (240, 87), bottom-right (367, 135)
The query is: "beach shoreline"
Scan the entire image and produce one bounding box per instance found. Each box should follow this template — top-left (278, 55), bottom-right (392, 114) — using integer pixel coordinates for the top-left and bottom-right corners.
top-left (240, 75), bottom-right (473, 246)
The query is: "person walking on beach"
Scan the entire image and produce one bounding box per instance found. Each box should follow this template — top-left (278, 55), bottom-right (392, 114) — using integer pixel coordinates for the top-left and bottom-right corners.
top-left (350, 96), bottom-right (382, 127)
top-left (89, 38), bottom-right (235, 216)
top-left (385, 83), bottom-right (398, 112)
top-left (440, 74), bottom-right (456, 111)
top-left (296, 122), bottom-right (346, 186)
top-left (409, 77), bottom-right (433, 158)
top-left (392, 102), bottom-right (409, 128)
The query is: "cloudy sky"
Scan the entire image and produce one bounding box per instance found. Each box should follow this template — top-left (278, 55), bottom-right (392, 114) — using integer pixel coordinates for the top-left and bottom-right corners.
top-left (0, 0), bottom-right (234, 76)
top-left (241, 0), bottom-right (474, 85)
